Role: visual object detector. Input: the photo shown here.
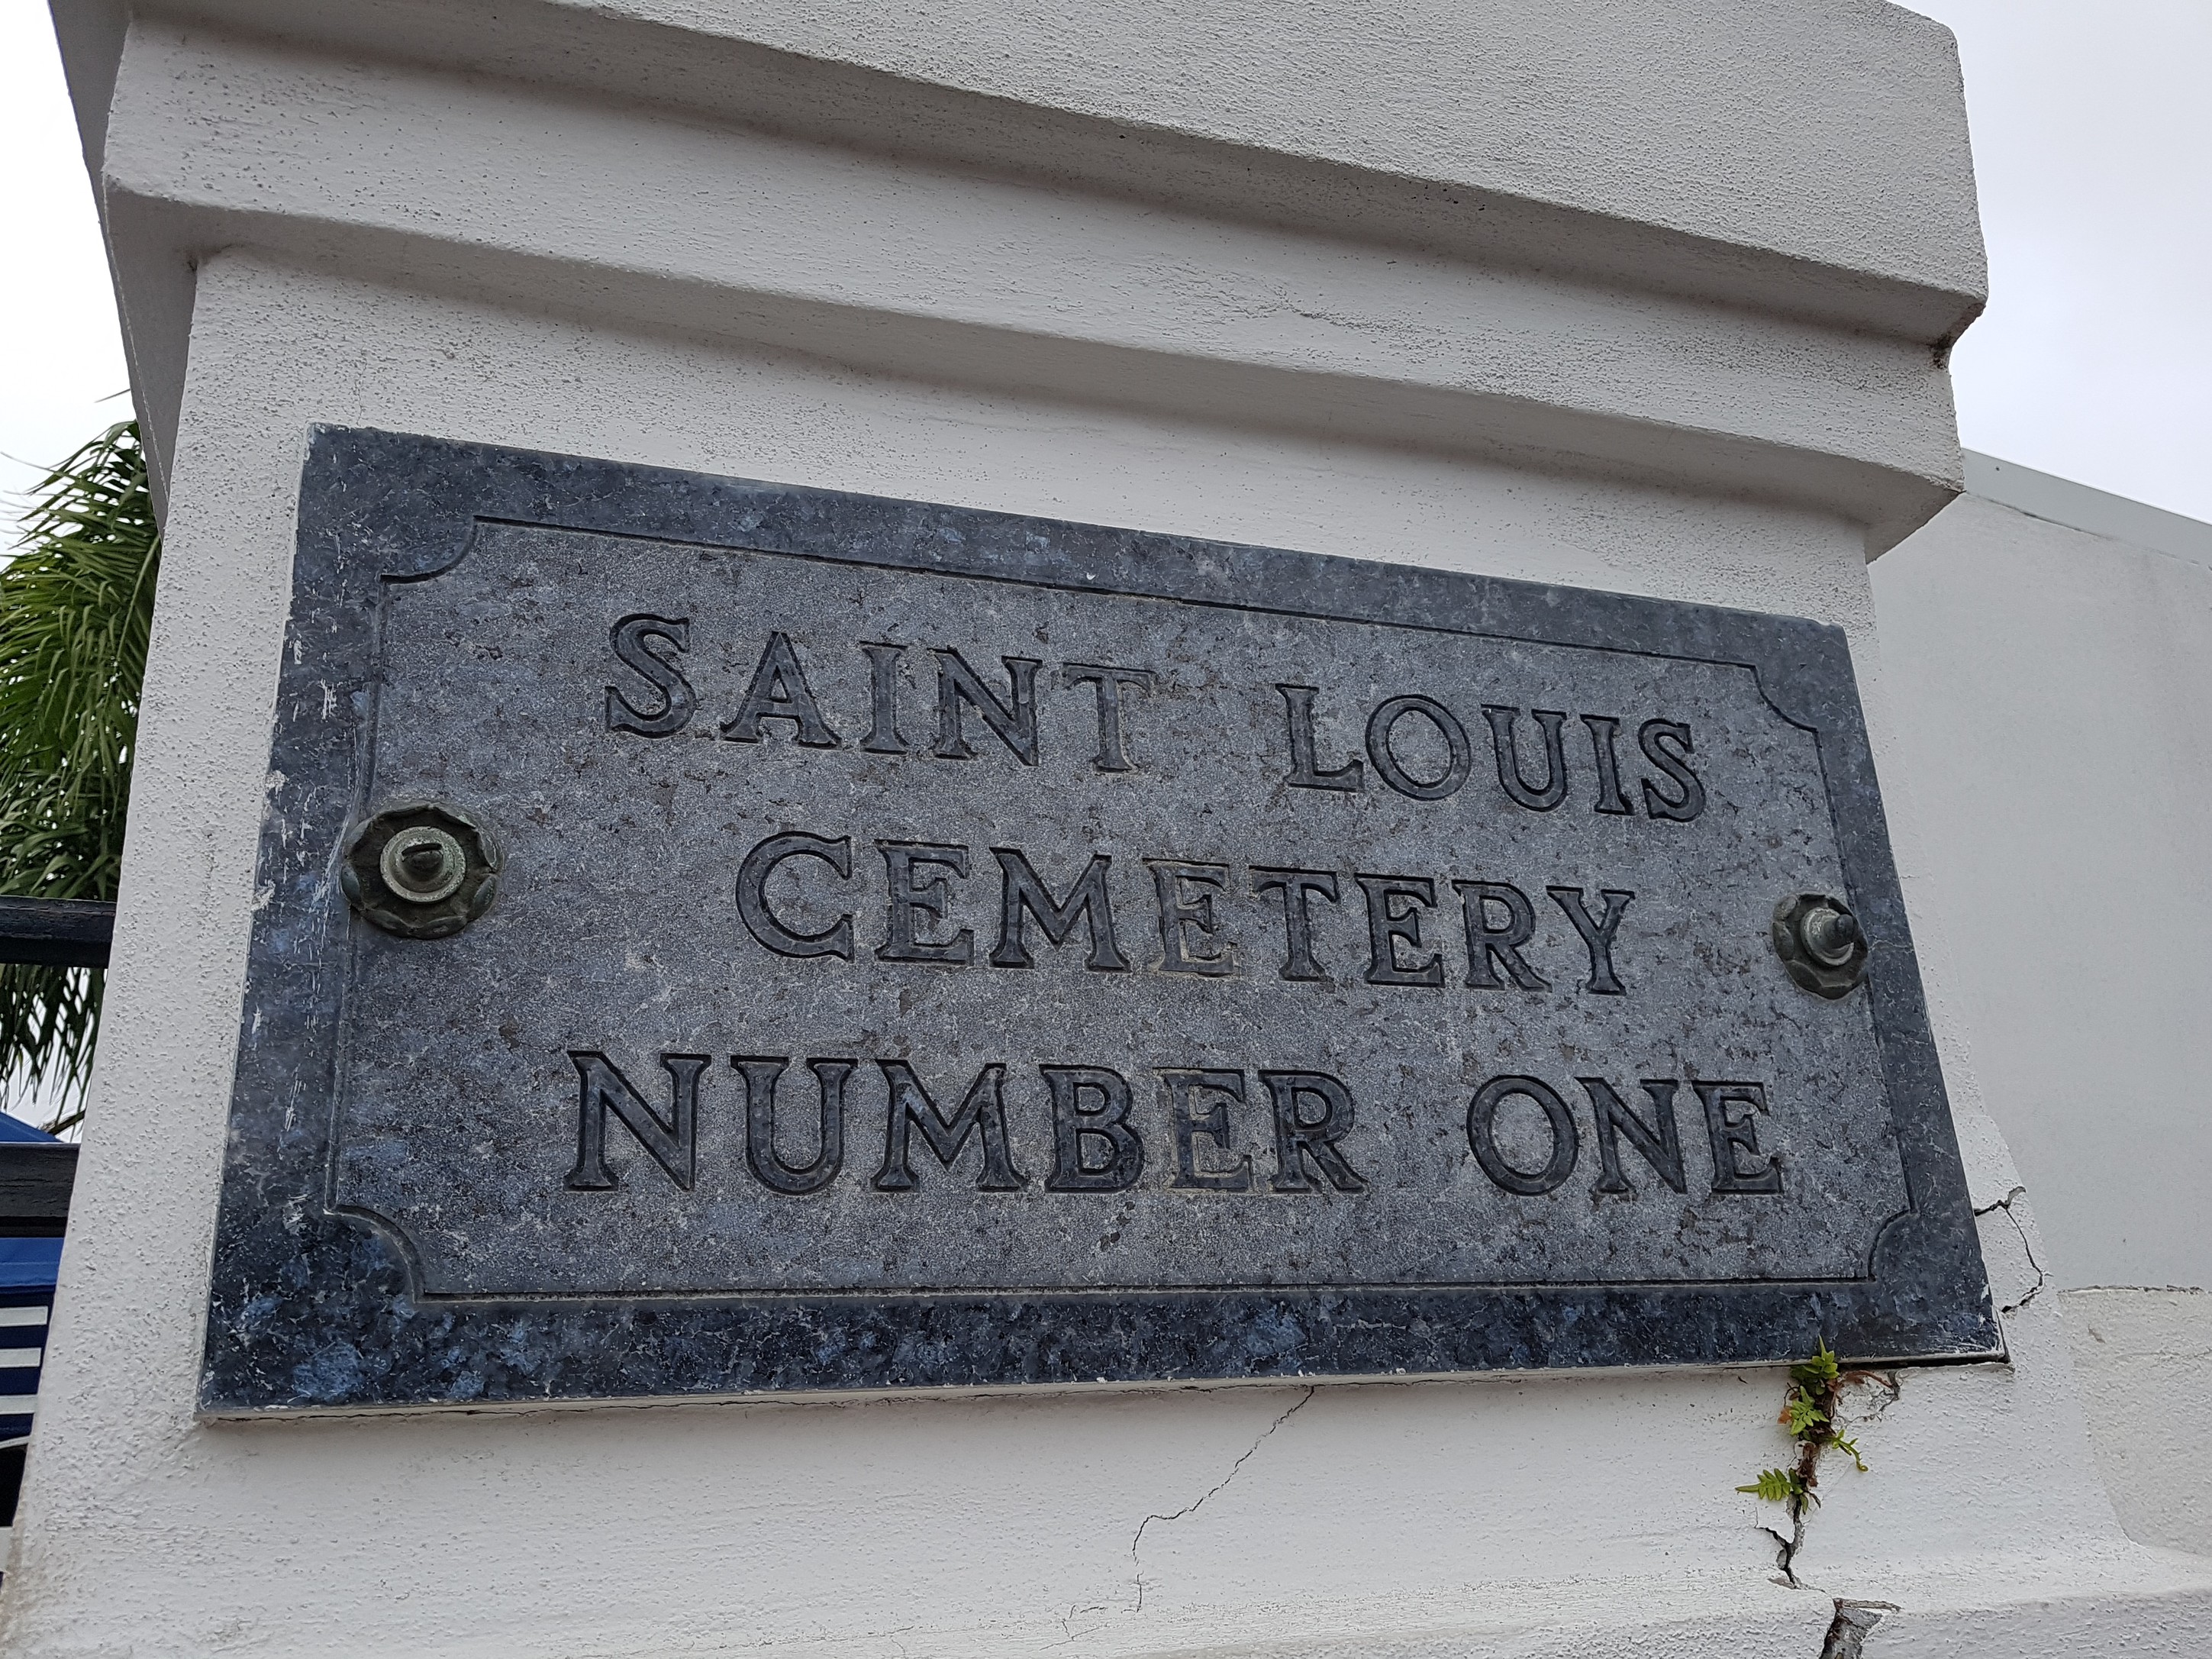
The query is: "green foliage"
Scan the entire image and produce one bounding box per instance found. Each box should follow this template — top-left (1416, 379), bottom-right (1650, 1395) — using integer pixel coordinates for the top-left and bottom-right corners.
top-left (1737, 1338), bottom-right (1870, 1514)
top-left (1736, 1467), bottom-right (1814, 1506)
top-left (0, 421), bottom-right (159, 1132)
top-left (1780, 1392), bottom-right (1828, 1435)
top-left (1789, 1341), bottom-right (1842, 1395)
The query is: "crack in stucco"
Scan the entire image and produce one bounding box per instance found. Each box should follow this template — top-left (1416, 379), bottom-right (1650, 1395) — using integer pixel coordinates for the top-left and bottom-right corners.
top-left (1975, 1186), bottom-right (2047, 1314)
top-left (1046, 1601), bottom-right (1110, 1648)
top-left (1818, 1598), bottom-right (1898, 1657)
top-left (1759, 1370), bottom-right (1899, 1589)
top-left (1762, 1518), bottom-right (1807, 1588)
top-left (1129, 1387), bottom-right (1315, 1612)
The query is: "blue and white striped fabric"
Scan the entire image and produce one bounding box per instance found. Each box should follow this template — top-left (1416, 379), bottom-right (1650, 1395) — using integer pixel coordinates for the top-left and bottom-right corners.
top-left (0, 1243), bottom-right (62, 1567)
top-left (0, 1114), bottom-right (69, 1566)
top-left (0, 1283), bottom-right (51, 1436)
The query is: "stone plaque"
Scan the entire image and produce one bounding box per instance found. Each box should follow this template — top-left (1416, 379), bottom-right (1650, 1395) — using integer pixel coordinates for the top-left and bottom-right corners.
top-left (202, 429), bottom-right (1998, 1411)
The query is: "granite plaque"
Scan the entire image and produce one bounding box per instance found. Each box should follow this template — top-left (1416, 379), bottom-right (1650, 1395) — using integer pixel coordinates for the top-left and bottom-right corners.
top-left (202, 428), bottom-right (1998, 1411)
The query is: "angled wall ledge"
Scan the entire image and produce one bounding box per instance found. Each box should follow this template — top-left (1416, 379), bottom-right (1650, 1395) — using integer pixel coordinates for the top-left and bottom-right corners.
top-left (1963, 453), bottom-right (2212, 570)
top-left (74, 2), bottom-right (1983, 556)
top-left (134, 0), bottom-right (1988, 343)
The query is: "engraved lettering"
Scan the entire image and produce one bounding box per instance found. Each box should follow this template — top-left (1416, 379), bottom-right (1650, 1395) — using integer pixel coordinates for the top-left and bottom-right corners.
top-left (1483, 706), bottom-right (1572, 812)
top-left (1042, 1065), bottom-right (1144, 1192)
top-left (1466, 1075), bottom-right (1578, 1196)
top-left (876, 842), bottom-right (973, 963)
top-left (1694, 1080), bottom-right (1782, 1194)
top-left (605, 614), bottom-right (695, 737)
top-left (872, 1060), bottom-right (1027, 1190)
top-left (1357, 874), bottom-right (1443, 986)
top-left (736, 831), bottom-right (854, 960)
top-left (1549, 886), bottom-right (1634, 996)
top-left (1249, 867), bottom-right (1340, 981)
top-left (1639, 719), bottom-right (1706, 821)
top-left (1365, 694), bottom-right (1473, 801)
top-left (1276, 684), bottom-right (1362, 792)
top-left (1453, 880), bottom-right (1548, 991)
top-left (991, 849), bottom-right (1130, 970)
top-left (722, 631), bottom-right (841, 747)
top-left (934, 649), bottom-right (1040, 764)
top-left (1059, 663), bottom-right (1155, 773)
top-left (859, 642), bottom-right (908, 754)
top-left (1583, 714), bottom-right (1633, 815)
top-left (1149, 860), bottom-right (1237, 976)
top-left (1582, 1076), bottom-right (1686, 1195)
top-left (735, 1055), bottom-right (850, 1195)
top-left (1260, 1070), bottom-right (1367, 1193)
top-left (1163, 1069), bottom-right (1252, 1191)
top-left (566, 1051), bottom-right (707, 1192)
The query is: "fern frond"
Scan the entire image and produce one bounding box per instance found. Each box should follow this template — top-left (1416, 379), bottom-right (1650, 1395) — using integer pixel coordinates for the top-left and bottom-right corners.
top-left (1781, 1393), bottom-right (1828, 1435)
top-left (1736, 1468), bottom-right (1804, 1505)
top-left (1789, 1339), bottom-right (1841, 1393)
top-left (1833, 1435), bottom-right (1869, 1473)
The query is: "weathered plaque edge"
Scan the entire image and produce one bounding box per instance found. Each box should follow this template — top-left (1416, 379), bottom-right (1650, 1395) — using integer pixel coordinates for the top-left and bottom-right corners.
top-left (198, 425), bottom-right (2000, 1413)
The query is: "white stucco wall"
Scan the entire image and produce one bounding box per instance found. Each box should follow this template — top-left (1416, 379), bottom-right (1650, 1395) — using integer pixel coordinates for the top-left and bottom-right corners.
top-left (1874, 467), bottom-right (2212, 1293)
top-left (10, 2), bottom-right (2211, 1652)
top-left (14, 241), bottom-right (2197, 1659)
top-left (1873, 460), bottom-right (2212, 1558)
top-left (2062, 1289), bottom-right (2212, 1557)
top-left (59, 0), bottom-right (1980, 549)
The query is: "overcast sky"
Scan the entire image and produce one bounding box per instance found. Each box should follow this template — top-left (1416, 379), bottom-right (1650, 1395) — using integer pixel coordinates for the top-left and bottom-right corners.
top-left (2, 2), bottom-right (2208, 532)
top-left (1901, 0), bottom-right (2210, 524)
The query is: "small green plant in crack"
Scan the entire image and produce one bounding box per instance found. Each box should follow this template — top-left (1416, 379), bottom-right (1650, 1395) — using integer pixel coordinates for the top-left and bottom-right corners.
top-left (1738, 1342), bottom-right (1870, 1512)
top-left (1739, 1467), bottom-right (1813, 1506)
top-left (1737, 1341), bottom-right (1897, 1583)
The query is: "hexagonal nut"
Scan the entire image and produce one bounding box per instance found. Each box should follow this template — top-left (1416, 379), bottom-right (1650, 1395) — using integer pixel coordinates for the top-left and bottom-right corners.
top-left (341, 802), bottom-right (503, 940)
top-left (1771, 892), bottom-right (1868, 1000)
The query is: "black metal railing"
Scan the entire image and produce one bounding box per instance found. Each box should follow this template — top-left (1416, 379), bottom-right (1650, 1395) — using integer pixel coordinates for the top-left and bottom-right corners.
top-left (0, 896), bottom-right (107, 1224)
top-left (0, 1147), bottom-right (75, 1238)
top-left (0, 898), bottom-right (114, 970)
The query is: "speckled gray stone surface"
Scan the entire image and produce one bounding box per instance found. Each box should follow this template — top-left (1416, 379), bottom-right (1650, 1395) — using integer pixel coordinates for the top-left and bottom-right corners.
top-left (200, 428), bottom-right (1998, 1411)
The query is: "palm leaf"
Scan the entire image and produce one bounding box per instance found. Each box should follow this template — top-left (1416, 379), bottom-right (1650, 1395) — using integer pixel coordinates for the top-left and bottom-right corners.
top-left (0, 421), bottom-right (158, 1131)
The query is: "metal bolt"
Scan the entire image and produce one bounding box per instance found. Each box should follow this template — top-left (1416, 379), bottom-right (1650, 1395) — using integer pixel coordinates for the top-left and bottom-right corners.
top-left (379, 826), bottom-right (466, 904)
top-left (1799, 905), bottom-right (1862, 969)
top-left (1771, 893), bottom-right (1869, 999)
top-left (341, 802), bottom-right (501, 940)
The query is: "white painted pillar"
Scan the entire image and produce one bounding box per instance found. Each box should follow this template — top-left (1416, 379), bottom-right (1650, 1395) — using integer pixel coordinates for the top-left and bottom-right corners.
top-left (10, 2), bottom-right (2208, 1651)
